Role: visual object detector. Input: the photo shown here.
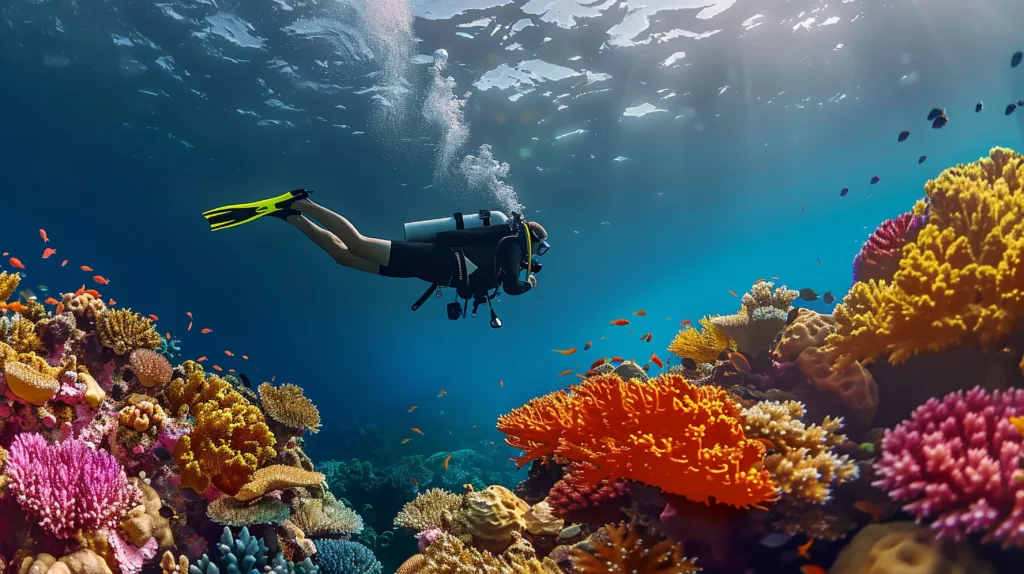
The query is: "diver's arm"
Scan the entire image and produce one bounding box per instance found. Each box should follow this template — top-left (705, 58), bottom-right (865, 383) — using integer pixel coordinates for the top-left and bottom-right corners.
top-left (499, 242), bottom-right (533, 296)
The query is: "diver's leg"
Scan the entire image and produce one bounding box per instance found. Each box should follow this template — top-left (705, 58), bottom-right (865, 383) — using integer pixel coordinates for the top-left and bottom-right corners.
top-left (292, 199), bottom-right (393, 267)
top-left (285, 214), bottom-right (381, 274)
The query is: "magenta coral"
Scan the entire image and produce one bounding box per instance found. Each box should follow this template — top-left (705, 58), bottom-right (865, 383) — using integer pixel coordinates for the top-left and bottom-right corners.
top-left (546, 463), bottom-right (629, 525)
top-left (4, 433), bottom-right (142, 539)
top-left (874, 386), bottom-right (1024, 548)
top-left (852, 210), bottom-right (925, 283)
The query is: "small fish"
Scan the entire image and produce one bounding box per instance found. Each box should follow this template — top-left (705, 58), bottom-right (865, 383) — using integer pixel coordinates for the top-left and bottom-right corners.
top-left (610, 356), bottom-right (624, 363)
top-left (499, 380), bottom-right (504, 387)
top-left (44, 297), bottom-right (59, 305)
top-left (80, 265), bottom-right (93, 272)
top-left (932, 113), bottom-right (948, 128)
top-left (649, 352), bottom-right (663, 369)
top-left (646, 333), bottom-right (653, 343)
top-left (166, 332), bottom-right (171, 340)
top-left (633, 310), bottom-right (647, 316)
top-left (39, 229), bottom-right (49, 242)
top-left (553, 348), bottom-right (577, 355)
top-left (1012, 51), bottom-right (1023, 68)
top-left (583, 370), bottom-right (600, 377)
top-left (840, 187), bottom-right (849, 197)
top-left (1007, 103), bottom-right (1018, 116)
top-left (201, 328), bottom-right (213, 334)
top-left (238, 373), bottom-right (252, 389)
top-left (55, 302), bottom-right (64, 314)
top-left (823, 292), bottom-right (835, 304)
top-left (225, 350), bottom-right (234, 357)
top-left (583, 341), bottom-right (592, 351)
top-left (853, 500), bottom-right (887, 523)
top-left (86, 289), bottom-right (100, 298)
top-left (755, 437), bottom-right (776, 450)
top-left (186, 311), bottom-right (193, 319)
top-left (642, 363), bottom-right (650, 371)
top-left (799, 288), bottom-right (819, 301)
top-left (559, 524), bottom-right (582, 538)
top-left (610, 319), bottom-right (630, 326)
top-left (75, 285), bottom-right (85, 296)
top-left (800, 566), bottom-right (826, 574)
top-left (590, 358), bottom-right (608, 369)
top-left (408, 405), bottom-right (418, 412)
top-left (2, 302), bottom-right (29, 313)
top-left (727, 351), bottom-right (751, 375)
top-left (897, 130), bottom-right (910, 142)
top-left (976, 101), bottom-right (984, 113)
top-left (412, 477), bottom-right (419, 488)
top-left (108, 298), bottom-right (116, 306)
top-left (816, 258), bottom-right (822, 267)
top-left (797, 538), bottom-right (813, 559)
top-left (771, 275), bottom-right (779, 279)
top-left (412, 428), bottom-right (424, 435)
top-left (148, 314), bottom-right (159, 321)
top-left (927, 107), bottom-right (945, 121)
top-left (437, 389), bottom-right (447, 397)
top-left (8, 257), bottom-right (25, 269)
top-left (557, 369), bottom-right (573, 377)
top-left (158, 505), bottom-right (176, 520)
top-left (443, 454), bottom-right (452, 471)
top-left (242, 355), bottom-right (248, 360)
top-left (472, 425), bottom-right (477, 429)
top-left (800, 203), bottom-right (806, 213)
top-left (639, 332), bottom-right (651, 341)
top-left (918, 155), bottom-right (927, 164)
top-left (212, 365), bottom-right (223, 372)
top-left (197, 356), bottom-right (207, 362)
top-left (1009, 416), bottom-right (1024, 436)
top-left (61, 259), bottom-right (67, 267)
top-left (401, 438), bottom-right (412, 444)
top-left (728, 290), bottom-right (738, 297)
top-left (679, 319), bottom-right (692, 326)
top-left (870, 176), bottom-right (880, 184)
top-left (755, 278), bottom-right (766, 284)
top-left (42, 248), bottom-right (56, 259)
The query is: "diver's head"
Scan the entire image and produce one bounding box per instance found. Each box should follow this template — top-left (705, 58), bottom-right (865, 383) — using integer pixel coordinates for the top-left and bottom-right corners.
top-left (527, 221), bottom-right (550, 256)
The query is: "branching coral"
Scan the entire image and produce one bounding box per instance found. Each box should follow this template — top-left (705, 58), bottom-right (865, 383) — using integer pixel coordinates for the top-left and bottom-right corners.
top-left (709, 281), bottom-right (798, 356)
top-left (874, 386), bottom-right (1024, 548)
top-left (667, 317), bottom-right (733, 364)
top-left (3, 433), bottom-right (142, 539)
top-left (545, 463), bottom-right (629, 523)
top-left (572, 523), bottom-right (700, 574)
top-left (233, 465), bottom-right (325, 502)
top-left (258, 383), bottom-right (322, 434)
top-left (827, 147), bottom-right (1024, 369)
top-left (0, 271), bottom-right (19, 303)
top-left (96, 309), bottom-right (161, 356)
top-left (740, 400), bottom-right (858, 504)
top-left (394, 488), bottom-right (464, 532)
top-left (418, 531), bottom-right (561, 574)
top-left (499, 373), bottom-right (777, 509)
top-left (289, 492), bottom-right (363, 536)
top-left (853, 208), bottom-right (927, 284)
top-left (189, 527), bottom-right (318, 574)
top-left (207, 495), bottom-right (291, 526)
top-left (5, 315), bottom-right (43, 354)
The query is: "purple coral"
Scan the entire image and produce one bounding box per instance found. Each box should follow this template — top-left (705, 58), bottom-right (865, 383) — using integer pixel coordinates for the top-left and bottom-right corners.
top-left (874, 386), bottom-right (1024, 548)
top-left (4, 433), bottom-right (141, 539)
top-left (852, 210), bottom-right (926, 284)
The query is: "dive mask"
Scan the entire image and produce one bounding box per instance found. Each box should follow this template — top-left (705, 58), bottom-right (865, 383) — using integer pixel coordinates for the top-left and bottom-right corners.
top-left (536, 239), bottom-right (551, 256)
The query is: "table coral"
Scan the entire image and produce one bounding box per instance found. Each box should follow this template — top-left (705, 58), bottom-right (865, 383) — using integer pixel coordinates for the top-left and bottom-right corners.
top-left (499, 373), bottom-right (777, 509)
top-left (667, 317), bottom-right (733, 365)
top-left (394, 488), bottom-right (464, 532)
top-left (571, 523), bottom-right (700, 574)
top-left (289, 492), bottom-right (363, 536)
top-left (827, 147), bottom-right (1024, 370)
top-left (206, 495), bottom-right (291, 527)
top-left (874, 386), bottom-right (1024, 548)
top-left (709, 281), bottom-right (798, 356)
top-left (258, 383), bottom-right (321, 434)
top-left (96, 309), bottom-right (161, 356)
top-left (233, 465), bottom-right (325, 502)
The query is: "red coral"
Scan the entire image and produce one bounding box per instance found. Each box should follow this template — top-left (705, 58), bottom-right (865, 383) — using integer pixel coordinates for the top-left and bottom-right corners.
top-left (852, 211), bottom-right (925, 283)
top-left (545, 464), bottom-right (629, 526)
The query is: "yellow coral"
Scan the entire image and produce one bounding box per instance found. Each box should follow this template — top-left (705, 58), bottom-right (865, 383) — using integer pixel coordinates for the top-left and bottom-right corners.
top-left (96, 309), bottom-right (161, 356)
top-left (289, 493), bottom-right (363, 536)
top-left (232, 465), bottom-right (324, 502)
top-left (667, 316), bottom-right (733, 364)
top-left (0, 272), bottom-right (19, 303)
top-left (455, 485), bottom-right (531, 554)
top-left (258, 383), bottom-right (321, 433)
top-left (419, 531), bottom-right (561, 574)
top-left (827, 147), bottom-right (1024, 369)
top-left (710, 281), bottom-right (798, 356)
top-left (6, 316), bottom-right (42, 354)
top-left (4, 361), bottom-right (58, 405)
top-left (118, 400), bottom-right (167, 432)
top-left (394, 488), bottom-right (464, 532)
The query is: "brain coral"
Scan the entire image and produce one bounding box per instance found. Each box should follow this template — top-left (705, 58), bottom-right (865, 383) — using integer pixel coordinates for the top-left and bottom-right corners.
top-left (258, 382), bottom-right (322, 434)
top-left (454, 485), bottom-right (531, 554)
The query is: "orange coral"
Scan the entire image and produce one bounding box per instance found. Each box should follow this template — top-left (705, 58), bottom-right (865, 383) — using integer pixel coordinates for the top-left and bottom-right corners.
top-left (498, 373), bottom-right (777, 509)
top-left (572, 523), bottom-right (701, 573)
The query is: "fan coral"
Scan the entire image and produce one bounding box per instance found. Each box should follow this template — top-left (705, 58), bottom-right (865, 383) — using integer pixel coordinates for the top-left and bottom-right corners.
top-left (874, 386), bottom-right (1024, 548)
top-left (4, 360), bottom-right (59, 405)
top-left (826, 147), bottom-right (1024, 369)
top-left (668, 317), bottom-right (733, 364)
top-left (258, 383), bottom-right (322, 434)
top-left (0, 271), bottom-right (19, 303)
top-left (709, 281), bottom-right (798, 356)
top-left (740, 400), bottom-right (858, 504)
top-left (233, 465), bottom-right (325, 502)
top-left (206, 495), bottom-right (291, 526)
top-left (498, 373), bottom-right (777, 509)
top-left (96, 309), bottom-right (161, 356)
top-left (314, 540), bottom-right (382, 574)
top-left (454, 485), bottom-right (531, 553)
top-left (852, 209), bottom-right (927, 284)
top-left (289, 493), bottom-right (363, 536)
top-left (545, 463), bottom-right (629, 524)
top-left (572, 523), bottom-right (700, 574)
top-left (395, 488), bottom-right (464, 532)
top-left (128, 349), bottom-right (172, 388)
top-left (418, 531), bottom-right (561, 574)
top-left (4, 433), bottom-right (142, 539)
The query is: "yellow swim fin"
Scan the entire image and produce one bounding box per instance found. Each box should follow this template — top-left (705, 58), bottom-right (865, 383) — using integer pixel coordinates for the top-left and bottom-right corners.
top-left (202, 189), bottom-right (310, 232)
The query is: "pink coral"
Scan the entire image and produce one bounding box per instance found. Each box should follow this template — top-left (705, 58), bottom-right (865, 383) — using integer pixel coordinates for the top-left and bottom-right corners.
top-left (852, 210), bottom-right (925, 283)
top-left (545, 463), bottom-right (630, 526)
top-left (3, 433), bottom-right (142, 539)
top-left (874, 386), bottom-right (1024, 548)
top-left (108, 528), bottom-right (158, 574)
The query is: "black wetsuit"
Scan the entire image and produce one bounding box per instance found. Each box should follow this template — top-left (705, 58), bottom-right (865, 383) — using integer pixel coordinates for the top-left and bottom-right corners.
top-left (379, 225), bottom-right (534, 296)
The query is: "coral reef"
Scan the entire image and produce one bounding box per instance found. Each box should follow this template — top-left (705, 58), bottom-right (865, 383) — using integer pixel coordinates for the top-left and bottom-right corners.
top-left (667, 317), bottom-right (733, 365)
top-left (289, 493), bottom-right (364, 536)
top-left (96, 309), bottom-right (161, 356)
top-left (830, 522), bottom-right (993, 574)
top-left (571, 523), bottom-right (700, 574)
top-left (416, 531), bottom-right (560, 574)
top-left (852, 207), bottom-right (927, 284)
top-left (314, 539), bottom-right (382, 574)
top-left (394, 488), bottom-right (464, 532)
top-left (258, 383), bottom-right (322, 434)
top-left (709, 281), bottom-right (798, 356)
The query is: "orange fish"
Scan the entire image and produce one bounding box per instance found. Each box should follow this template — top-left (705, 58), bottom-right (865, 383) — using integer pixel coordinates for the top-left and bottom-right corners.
top-left (55, 302), bottom-right (65, 314)
top-left (166, 332), bottom-right (171, 340)
top-left (754, 278), bottom-right (766, 284)
top-left (8, 257), bottom-right (25, 269)
top-left (853, 500), bottom-right (887, 523)
top-left (75, 285), bottom-right (85, 296)
top-left (633, 310), bottom-right (647, 316)
top-left (754, 437), bottom-right (776, 450)
top-left (39, 229), bottom-right (49, 242)
top-left (679, 319), bottom-right (692, 326)
top-left (499, 380), bottom-right (504, 387)
top-left (148, 314), bottom-right (159, 321)
top-left (225, 350), bottom-right (234, 357)
top-left (649, 352), bottom-right (664, 369)
top-left (201, 328), bottom-right (213, 334)
top-left (228, 369), bottom-right (236, 373)
top-left (408, 405), bottom-right (417, 412)
top-left (437, 389), bottom-right (447, 397)
top-left (557, 369), bottom-right (573, 377)
top-left (186, 311), bottom-right (193, 319)
top-left (797, 539), bottom-right (813, 559)
top-left (575, 373), bottom-right (588, 379)
top-left (728, 289), bottom-right (738, 297)
top-left (411, 428), bottom-right (424, 435)
top-left (590, 358), bottom-right (607, 369)
top-left (42, 248), bottom-right (56, 259)
top-left (800, 567), bottom-right (825, 574)
top-left (610, 319), bottom-right (630, 326)
top-left (553, 348), bottom-right (577, 355)
top-left (108, 298), bottom-right (117, 306)
top-left (728, 351), bottom-right (751, 374)
top-left (639, 332), bottom-right (650, 341)
top-left (584, 369), bottom-right (600, 377)
top-left (242, 355), bottom-right (249, 360)
top-left (93, 276), bottom-right (110, 285)
top-left (212, 365), bottom-right (223, 372)
top-left (80, 265), bottom-right (93, 272)
top-left (2, 302), bottom-right (29, 313)
top-left (443, 454), bottom-right (452, 471)
top-left (401, 438), bottom-right (412, 444)
top-left (85, 290), bottom-right (100, 298)
top-left (197, 356), bottom-right (207, 362)
top-left (583, 341), bottom-right (592, 350)
top-left (610, 356), bottom-right (624, 363)
top-left (44, 297), bottom-right (59, 305)
top-left (61, 259), bottom-right (68, 267)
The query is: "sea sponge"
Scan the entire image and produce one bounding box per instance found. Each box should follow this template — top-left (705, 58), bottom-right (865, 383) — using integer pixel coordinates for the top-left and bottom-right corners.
top-left (740, 400), bottom-right (858, 504)
top-left (499, 373), bottom-right (777, 509)
top-left (18, 550), bottom-right (114, 574)
top-left (121, 478), bottom-right (174, 552)
top-left (289, 493), bottom-right (363, 536)
top-left (80, 370), bottom-right (106, 408)
top-left (571, 523), bottom-right (700, 574)
top-left (206, 495), bottom-right (291, 527)
top-left (394, 488), bottom-right (464, 532)
top-left (773, 309), bottom-right (836, 362)
top-left (418, 531), bottom-right (561, 574)
top-left (667, 317), bottom-right (733, 364)
top-left (258, 383), bottom-right (322, 434)
top-left (455, 485), bottom-right (531, 554)
top-left (0, 271), bottom-right (20, 303)
top-left (128, 349), bottom-right (172, 388)
top-left (233, 465), bottom-right (325, 502)
top-left (96, 309), bottom-right (161, 356)
top-left (826, 147), bottom-right (1024, 370)
top-left (118, 400), bottom-right (167, 433)
top-left (4, 361), bottom-right (59, 405)
top-left (6, 316), bottom-right (42, 354)
top-left (830, 522), bottom-right (993, 574)
top-left (853, 208), bottom-right (927, 284)
top-left (710, 281), bottom-right (798, 356)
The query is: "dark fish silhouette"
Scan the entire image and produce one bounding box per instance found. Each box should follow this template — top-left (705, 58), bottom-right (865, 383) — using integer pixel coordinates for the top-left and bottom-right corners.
top-left (799, 288), bottom-right (819, 302)
top-left (823, 292), bottom-right (835, 304)
top-left (927, 108), bottom-right (945, 121)
top-left (787, 308), bottom-right (802, 325)
top-left (897, 130), bottom-right (910, 142)
top-left (1018, 100), bottom-right (1024, 107)
top-left (840, 187), bottom-right (849, 197)
top-left (159, 505), bottom-right (176, 519)
top-left (152, 447), bottom-right (173, 461)
top-left (932, 114), bottom-right (948, 129)
top-left (1007, 103), bottom-right (1018, 116)
top-left (870, 176), bottom-right (880, 184)
top-left (1012, 51), bottom-right (1023, 69)
top-left (239, 373), bottom-right (252, 389)
top-left (918, 155), bottom-right (927, 164)
top-left (681, 357), bottom-right (698, 370)
top-left (976, 102), bottom-right (984, 113)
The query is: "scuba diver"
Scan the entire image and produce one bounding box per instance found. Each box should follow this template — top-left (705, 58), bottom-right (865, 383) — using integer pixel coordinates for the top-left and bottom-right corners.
top-left (202, 189), bottom-right (550, 328)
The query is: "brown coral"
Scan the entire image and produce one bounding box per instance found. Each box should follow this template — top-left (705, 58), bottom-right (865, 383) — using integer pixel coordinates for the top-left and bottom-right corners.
top-left (18, 550), bottom-right (114, 574)
top-left (6, 316), bottom-right (43, 354)
top-left (455, 485), bottom-right (531, 554)
top-left (571, 523), bottom-right (700, 574)
top-left (710, 281), bottom-right (798, 356)
top-left (667, 317), bottom-right (733, 364)
top-left (773, 309), bottom-right (837, 362)
top-left (796, 345), bottom-right (879, 426)
top-left (394, 488), bottom-right (464, 532)
top-left (96, 309), bottom-right (161, 356)
top-left (121, 479), bottom-right (175, 552)
top-left (61, 292), bottom-right (106, 320)
top-left (523, 501), bottom-right (563, 536)
top-left (289, 492), bottom-right (363, 536)
top-left (128, 349), bottom-right (172, 388)
top-left (419, 531), bottom-right (561, 574)
top-left (159, 553), bottom-right (188, 574)
top-left (258, 383), bottom-right (322, 434)
top-left (233, 465), bottom-right (324, 502)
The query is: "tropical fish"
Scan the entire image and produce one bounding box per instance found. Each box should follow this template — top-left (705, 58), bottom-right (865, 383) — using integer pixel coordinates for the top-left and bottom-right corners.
top-left (679, 319), bottom-right (691, 327)
top-left (642, 364), bottom-right (650, 371)
top-left (816, 258), bottom-right (822, 267)
top-left (583, 341), bottom-right (592, 351)
top-left (755, 278), bottom-right (766, 284)
top-left (42, 248), bottom-right (56, 259)
top-left (74, 285), bottom-right (85, 296)
top-left (927, 107), bottom-right (945, 121)
top-left (870, 176), bottom-right (880, 184)
top-left (91, 275), bottom-right (110, 286)
top-left (897, 130), bottom-right (910, 142)
top-left (443, 454), bottom-right (452, 471)
top-left (8, 258), bottom-right (25, 269)
top-left (39, 229), bottom-right (49, 242)
top-left (557, 369), bottom-right (573, 377)
top-left (728, 351), bottom-right (751, 375)
top-left (649, 352), bottom-right (664, 369)
top-left (224, 350), bottom-right (234, 357)
top-left (44, 297), bottom-right (59, 305)
top-left (797, 538), bottom-right (813, 559)
top-left (800, 566), bottom-right (825, 574)
top-left (575, 373), bottom-right (587, 379)
top-left (499, 380), bottom-right (504, 387)
top-left (197, 356), bottom-right (207, 362)
top-left (1007, 103), bottom-right (1018, 116)
top-left (932, 113), bottom-right (948, 128)
top-left (799, 288), bottom-right (819, 301)
top-left (918, 155), bottom-right (927, 164)
top-left (1009, 416), bottom-right (1024, 436)
top-left (408, 405), bottom-right (418, 412)
top-left (755, 437), bottom-right (776, 451)
top-left (610, 356), bottom-right (624, 363)
top-left (242, 355), bottom-right (248, 360)
top-left (148, 314), bottom-right (159, 321)
top-left (80, 265), bottom-right (93, 272)
top-left (976, 101), bottom-right (984, 113)
top-left (55, 302), bottom-right (64, 314)
top-left (633, 310), bottom-right (647, 316)
top-left (610, 319), bottom-right (630, 326)
top-left (1, 302), bottom-right (29, 313)
top-left (166, 332), bottom-right (171, 340)
top-left (823, 292), bottom-right (835, 304)
top-left (559, 524), bottom-right (582, 538)
top-left (158, 505), bottom-right (176, 520)
top-left (771, 275), bottom-right (779, 279)
top-left (853, 500), bottom-right (887, 523)
top-left (228, 369), bottom-right (236, 373)
top-left (590, 358), bottom-right (608, 370)
top-left (212, 365), bottom-right (223, 372)
top-left (201, 328), bottom-right (213, 334)
top-left (86, 289), bottom-right (100, 298)
top-left (728, 290), bottom-right (737, 297)
top-left (1013, 51), bottom-right (1023, 68)
top-left (411, 428), bottom-right (424, 435)
top-left (437, 390), bottom-right (446, 397)
top-left (412, 477), bottom-right (419, 489)
top-left (840, 188), bottom-right (849, 197)
top-left (553, 348), bottom-right (577, 355)
top-left (61, 259), bottom-right (67, 267)
top-left (109, 298), bottom-right (116, 306)
top-left (639, 333), bottom-right (651, 341)
top-left (401, 438), bottom-right (412, 444)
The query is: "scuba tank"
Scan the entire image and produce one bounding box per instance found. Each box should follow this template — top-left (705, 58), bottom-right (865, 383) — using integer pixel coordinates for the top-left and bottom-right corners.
top-left (404, 210), bottom-right (511, 242)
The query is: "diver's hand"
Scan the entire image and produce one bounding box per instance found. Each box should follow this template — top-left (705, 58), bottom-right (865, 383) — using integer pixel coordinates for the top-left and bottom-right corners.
top-left (527, 275), bottom-right (537, 288)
